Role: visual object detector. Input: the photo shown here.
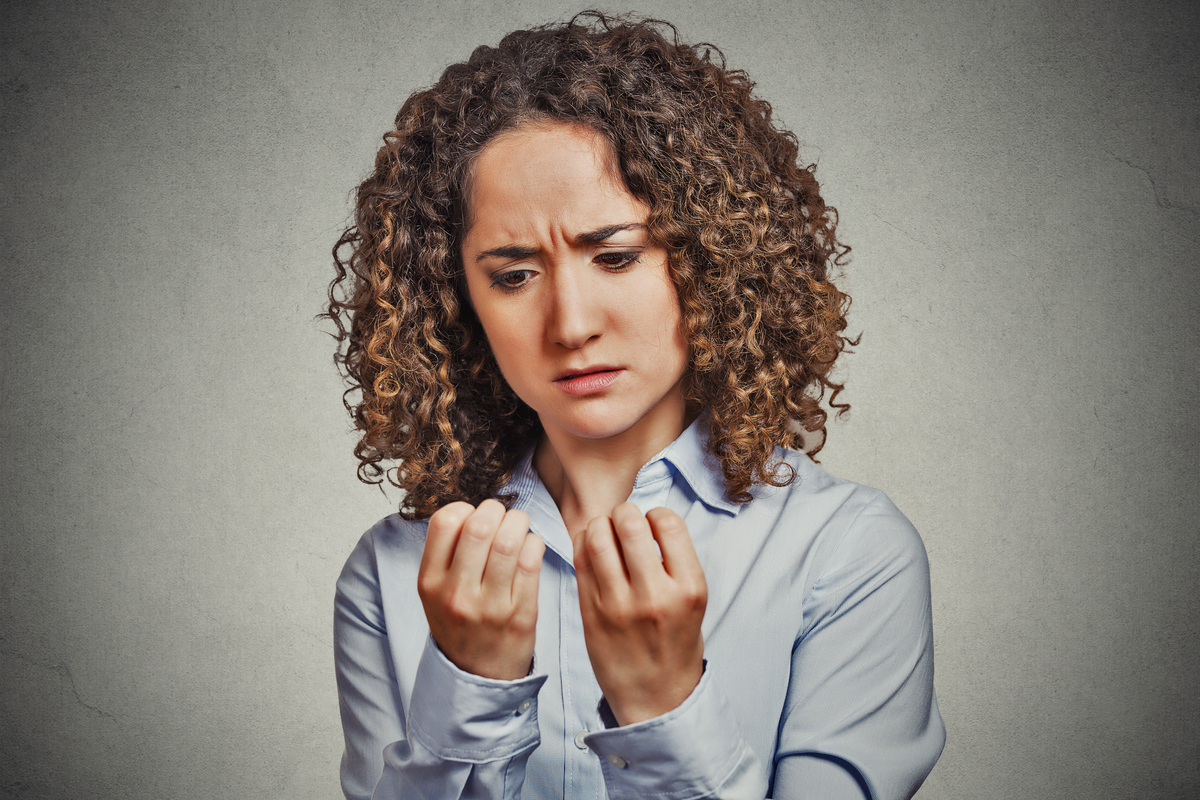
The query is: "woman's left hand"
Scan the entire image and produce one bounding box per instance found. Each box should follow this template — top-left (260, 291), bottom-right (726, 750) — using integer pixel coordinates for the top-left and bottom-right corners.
top-left (574, 503), bottom-right (707, 726)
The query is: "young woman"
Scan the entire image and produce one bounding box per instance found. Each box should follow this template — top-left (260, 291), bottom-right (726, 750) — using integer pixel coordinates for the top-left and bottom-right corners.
top-left (327, 13), bottom-right (944, 799)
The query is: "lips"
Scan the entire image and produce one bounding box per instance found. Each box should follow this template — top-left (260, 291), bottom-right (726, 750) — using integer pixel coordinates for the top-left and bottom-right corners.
top-left (554, 366), bottom-right (623, 396)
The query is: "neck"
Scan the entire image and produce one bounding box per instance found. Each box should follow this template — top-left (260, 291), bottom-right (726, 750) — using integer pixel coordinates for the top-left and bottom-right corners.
top-left (534, 402), bottom-right (695, 542)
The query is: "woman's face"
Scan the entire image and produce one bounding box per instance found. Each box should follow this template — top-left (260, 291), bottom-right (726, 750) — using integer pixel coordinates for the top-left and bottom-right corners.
top-left (461, 122), bottom-right (690, 450)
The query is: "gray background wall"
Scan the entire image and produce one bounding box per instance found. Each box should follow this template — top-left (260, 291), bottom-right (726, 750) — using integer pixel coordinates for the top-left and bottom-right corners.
top-left (1, 0), bottom-right (1196, 797)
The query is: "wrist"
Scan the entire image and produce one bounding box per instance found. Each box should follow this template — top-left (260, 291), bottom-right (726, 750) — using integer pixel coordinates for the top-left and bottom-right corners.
top-left (410, 636), bottom-right (547, 762)
top-left (431, 635), bottom-right (535, 681)
top-left (602, 658), bottom-right (705, 726)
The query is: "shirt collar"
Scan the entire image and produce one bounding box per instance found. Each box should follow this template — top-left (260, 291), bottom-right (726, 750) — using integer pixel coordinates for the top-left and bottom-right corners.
top-left (650, 415), bottom-right (743, 516)
top-left (504, 414), bottom-right (742, 523)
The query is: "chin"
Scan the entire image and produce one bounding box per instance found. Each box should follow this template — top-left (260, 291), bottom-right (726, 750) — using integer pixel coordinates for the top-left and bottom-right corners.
top-left (546, 408), bottom-right (643, 442)
top-left (562, 420), bottom-right (637, 441)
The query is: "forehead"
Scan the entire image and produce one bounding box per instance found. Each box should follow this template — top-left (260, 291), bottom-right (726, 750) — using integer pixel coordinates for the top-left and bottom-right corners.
top-left (464, 123), bottom-right (647, 241)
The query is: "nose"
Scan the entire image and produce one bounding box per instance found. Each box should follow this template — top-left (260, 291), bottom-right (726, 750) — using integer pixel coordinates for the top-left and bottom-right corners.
top-left (547, 263), bottom-right (602, 349)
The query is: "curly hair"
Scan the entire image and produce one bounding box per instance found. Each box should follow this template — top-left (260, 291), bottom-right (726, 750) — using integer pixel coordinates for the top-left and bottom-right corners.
top-left (325, 11), bottom-right (855, 519)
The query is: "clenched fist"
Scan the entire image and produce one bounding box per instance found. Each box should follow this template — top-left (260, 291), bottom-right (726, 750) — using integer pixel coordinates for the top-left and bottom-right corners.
top-left (418, 499), bottom-right (546, 680)
top-left (574, 503), bottom-right (707, 726)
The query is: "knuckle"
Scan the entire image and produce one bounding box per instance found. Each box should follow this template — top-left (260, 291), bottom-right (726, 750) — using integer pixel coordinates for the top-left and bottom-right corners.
top-left (443, 590), bottom-right (477, 623)
top-left (431, 501), bottom-right (472, 524)
top-left (613, 503), bottom-right (645, 526)
top-left (649, 508), bottom-right (685, 533)
top-left (675, 569), bottom-right (704, 594)
top-left (517, 549), bottom-right (544, 574)
top-left (584, 515), bottom-right (610, 535)
top-left (614, 515), bottom-right (650, 541)
top-left (428, 504), bottom-right (471, 538)
top-left (460, 517), bottom-right (494, 543)
top-left (416, 568), bottom-right (442, 598)
top-left (640, 596), bottom-right (670, 623)
top-left (511, 607), bottom-right (537, 635)
top-left (489, 535), bottom-right (520, 558)
top-left (611, 501), bottom-right (636, 521)
top-left (683, 583), bottom-right (707, 611)
top-left (586, 531), bottom-right (614, 559)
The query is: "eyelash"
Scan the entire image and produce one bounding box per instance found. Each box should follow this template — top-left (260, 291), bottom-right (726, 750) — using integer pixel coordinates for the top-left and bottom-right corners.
top-left (596, 251), bottom-right (641, 271)
top-left (490, 269), bottom-right (534, 292)
top-left (489, 251), bottom-right (642, 293)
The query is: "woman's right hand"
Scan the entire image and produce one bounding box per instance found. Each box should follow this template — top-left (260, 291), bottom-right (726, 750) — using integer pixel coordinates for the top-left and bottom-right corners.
top-left (417, 499), bottom-right (545, 681)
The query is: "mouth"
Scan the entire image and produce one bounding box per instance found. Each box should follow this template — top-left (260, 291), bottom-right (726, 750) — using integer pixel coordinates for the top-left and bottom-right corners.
top-left (554, 366), bottom-right (623, 396)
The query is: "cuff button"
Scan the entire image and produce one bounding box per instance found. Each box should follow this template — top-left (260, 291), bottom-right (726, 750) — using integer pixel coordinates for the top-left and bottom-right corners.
top-left (515, 699), bottom-right (533, 715)
top-left (607, 754), bottom-right (628, 769)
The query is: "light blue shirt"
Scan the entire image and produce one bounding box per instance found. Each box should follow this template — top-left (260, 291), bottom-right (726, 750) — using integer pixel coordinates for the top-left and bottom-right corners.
top-left (335, 419), bottom-right (945, 799)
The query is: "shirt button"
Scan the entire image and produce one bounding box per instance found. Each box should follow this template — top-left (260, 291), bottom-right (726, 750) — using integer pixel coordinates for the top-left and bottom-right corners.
top-left (574, 730), bottom-right (589, 749)
top-left (516, 699), bottom-right (532, 715)
top-left (607, 754), bottom-right (628, 769)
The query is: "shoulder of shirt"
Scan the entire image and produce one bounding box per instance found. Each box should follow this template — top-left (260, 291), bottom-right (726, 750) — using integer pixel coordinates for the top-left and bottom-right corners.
top-left (336, 513), bottom-right (428, 586)
top-left (754, 444), bottom-right (879, 508)
top-left (765, 445), bottom-right (927, 568)
top-left (665, 420), bottom-right (918, 544)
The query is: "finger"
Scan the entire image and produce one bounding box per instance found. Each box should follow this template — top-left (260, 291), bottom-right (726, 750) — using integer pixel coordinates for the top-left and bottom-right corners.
top-left (580, 515), bottom-right (630, 599)
top-left (645, 507), bottom-right (703, 582)
top-left (420, 501), bottom-right (476, 578)
top-left (511, 532), bottom-right (545, 611)
top-left (610, 502), bottom-right (666, 590)
top-left (480, 508), bottom-right (531, 602)
top-left (446, 499), bottom-right (506, 586)
top-left (573, 525), bottom-right (595, 594)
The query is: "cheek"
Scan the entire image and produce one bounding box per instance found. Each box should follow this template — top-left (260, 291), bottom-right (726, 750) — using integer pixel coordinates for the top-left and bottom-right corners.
top-left (475, 312), bottom-right (537, 391)
top-left (465, 282), bottom-right (518, 354)
top-left (652, 274), bottom-right (686, 345)
top-left (634, 285), bottom-right (688, 363)
top-left (480, 324), bottom-right (524, 374)
top-left (663, 296), bottom-right (690, 371)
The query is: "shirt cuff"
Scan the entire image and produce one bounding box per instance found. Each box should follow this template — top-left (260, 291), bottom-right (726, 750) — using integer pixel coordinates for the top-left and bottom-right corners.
top-left (407, 635), bottom-right (548, 764)
top-left (582, 668), bottom-right (763, 800)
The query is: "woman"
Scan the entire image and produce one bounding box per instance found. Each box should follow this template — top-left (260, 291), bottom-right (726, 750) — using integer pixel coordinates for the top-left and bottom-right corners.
top-left (327, 12), bottom-right (944, 799)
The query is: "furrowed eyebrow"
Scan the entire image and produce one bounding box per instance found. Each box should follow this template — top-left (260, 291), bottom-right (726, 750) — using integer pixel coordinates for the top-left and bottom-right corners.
top-left (575, 223), bottom-right (645, 245)
top-left (476, 245), bottom-right (539, 263)
top-left (473, 224), bottom-right (645, 262)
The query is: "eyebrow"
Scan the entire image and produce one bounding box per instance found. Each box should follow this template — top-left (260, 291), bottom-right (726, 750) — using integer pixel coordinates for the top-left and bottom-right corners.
top-left (474, 223), bottom-right (646, 262)
top-left (576, 223), bottom-right (645, 245)
top-left (475, 245), bottom-right (538, 262)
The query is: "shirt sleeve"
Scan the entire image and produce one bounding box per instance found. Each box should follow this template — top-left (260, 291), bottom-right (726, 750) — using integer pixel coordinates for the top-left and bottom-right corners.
top-left (583, 668), bottom-right (768, 800)
top-left (580, 490), bottom-right (944, 800)
top-left (772, 491), bottom-right (946, 799)
top-left (334, 531), bottom-right (547, 800)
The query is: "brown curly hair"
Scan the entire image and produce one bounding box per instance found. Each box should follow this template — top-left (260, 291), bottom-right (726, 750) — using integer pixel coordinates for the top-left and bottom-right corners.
top-left (325, 11), bottom-right (855, 519)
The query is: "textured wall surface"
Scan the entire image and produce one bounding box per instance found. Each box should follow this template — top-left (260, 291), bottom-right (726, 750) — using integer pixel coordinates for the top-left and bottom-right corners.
top-left (2, 1), bottom-right (1197, 798)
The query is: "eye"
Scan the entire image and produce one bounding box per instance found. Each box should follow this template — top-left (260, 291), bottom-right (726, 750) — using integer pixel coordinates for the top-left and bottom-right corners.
top-left (595, 251), bottom-right (641, 271)
top-left (489, 269), bottom-right (534, 292)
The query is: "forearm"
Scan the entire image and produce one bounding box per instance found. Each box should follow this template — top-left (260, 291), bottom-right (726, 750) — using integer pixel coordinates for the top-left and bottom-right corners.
top-left (581, 668), bottom-right (878, 800)
top-left (340, 635), bottom-right (547, 800)
top-left (335, 520), bottom-right (547, 800)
